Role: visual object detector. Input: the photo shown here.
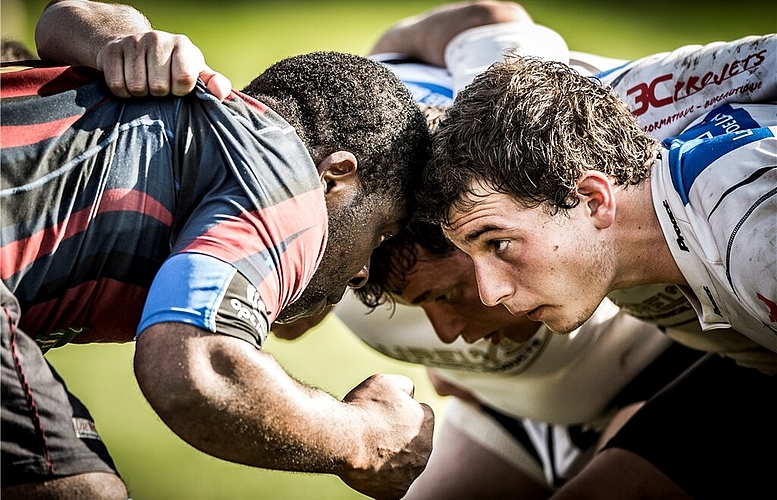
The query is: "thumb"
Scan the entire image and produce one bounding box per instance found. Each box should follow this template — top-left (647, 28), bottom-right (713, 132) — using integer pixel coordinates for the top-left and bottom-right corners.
top-left (200, 66), bottom-right (232, 101)
top-left (380, 373), bottom-right (416, 398)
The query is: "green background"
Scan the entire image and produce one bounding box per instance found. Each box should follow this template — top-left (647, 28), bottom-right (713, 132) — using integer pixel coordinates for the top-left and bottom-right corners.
top-left (2, 1), bottom-right (774, 499)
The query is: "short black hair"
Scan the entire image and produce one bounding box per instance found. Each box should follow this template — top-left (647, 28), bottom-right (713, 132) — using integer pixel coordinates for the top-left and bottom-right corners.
top-left (242, 51), bottom-right (430, 207)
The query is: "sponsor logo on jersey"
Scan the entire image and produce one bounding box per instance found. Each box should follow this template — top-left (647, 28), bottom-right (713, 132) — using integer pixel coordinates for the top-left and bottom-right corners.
top-left (216, 271), bottom-right (271, 347)
top-left (662, 200), bottom-right (689, 252)
top-left (757, 293), bottom-right (777, 323)
top-left (72, 417), bottom-right (101, 441)
top-left (702, 286), bottom-right (723, 316)
top-left (35, 326), bottom-right (86, 353)
top-left (627, 46), bottom-right (768, 118)
top-left (610, 285), bottom-right (697, 327)
top-left (229, 283), bottom-right (268, 341)
top-left (368, 332), bottom-right (549, 374)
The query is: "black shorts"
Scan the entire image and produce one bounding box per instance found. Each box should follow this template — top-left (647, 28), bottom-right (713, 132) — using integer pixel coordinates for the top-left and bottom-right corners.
top-left (604, 353), bottom-right (776, 500)
top-left (482, 341), bottom-right (705, 488)
top-left (1, 285), bottom-right (119, 487)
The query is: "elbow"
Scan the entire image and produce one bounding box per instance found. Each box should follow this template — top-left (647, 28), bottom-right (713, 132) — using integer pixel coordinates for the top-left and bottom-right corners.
top-left (134, 335), bottom-right (201, 421)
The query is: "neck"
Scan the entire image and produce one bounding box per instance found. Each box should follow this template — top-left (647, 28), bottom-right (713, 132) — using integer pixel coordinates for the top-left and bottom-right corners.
top-left (612, 181), bottom-right (688, 290)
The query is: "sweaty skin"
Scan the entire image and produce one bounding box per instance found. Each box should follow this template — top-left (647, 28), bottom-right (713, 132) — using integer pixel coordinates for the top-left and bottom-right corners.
top-left (135, 322), bottom-right (434, 500)
top-left (444, 184), bottom-right (615, 334)
top-left (444, 178), bottom-right (686, 334)
top-left (23, 3), bottom-right (436, 500)
top-left (399, 247), bottom-right (538, 345)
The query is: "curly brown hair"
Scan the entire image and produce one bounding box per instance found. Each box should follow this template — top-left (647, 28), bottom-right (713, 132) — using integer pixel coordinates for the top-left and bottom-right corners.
top-left (417, 55), bottom-right (658, 225)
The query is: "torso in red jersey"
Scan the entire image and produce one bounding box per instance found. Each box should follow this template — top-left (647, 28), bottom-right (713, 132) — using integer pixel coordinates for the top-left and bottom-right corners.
top-left (1, 64), bottom-right (327, 350)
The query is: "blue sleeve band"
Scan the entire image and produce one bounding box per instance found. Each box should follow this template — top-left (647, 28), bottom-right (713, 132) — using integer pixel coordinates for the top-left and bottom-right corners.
top-left (137, 253), bottom-right (236, 336)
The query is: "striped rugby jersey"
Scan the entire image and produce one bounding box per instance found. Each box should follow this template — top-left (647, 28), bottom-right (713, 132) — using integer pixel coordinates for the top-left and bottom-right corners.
top-left (1, 64), bottom-right (327, 350)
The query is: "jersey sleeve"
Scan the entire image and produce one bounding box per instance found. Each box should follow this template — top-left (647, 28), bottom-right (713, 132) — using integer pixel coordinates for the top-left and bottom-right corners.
top-left (138, 253), bottom-right (271, 347)
top-left (136, 85), bottom-right (328, 348)
top-left (600, 34), bottom-right (776, 139)
top-left (656, 102), bottom-right (777, 351)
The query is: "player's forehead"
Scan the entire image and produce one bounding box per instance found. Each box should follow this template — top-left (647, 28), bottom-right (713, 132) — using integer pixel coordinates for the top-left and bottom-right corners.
top-left (445, 183), bottom-right (520, 243)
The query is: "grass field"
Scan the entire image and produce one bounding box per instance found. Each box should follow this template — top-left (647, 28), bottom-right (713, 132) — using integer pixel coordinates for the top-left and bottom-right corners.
top-left (3, 1), bottom-right (774, 499)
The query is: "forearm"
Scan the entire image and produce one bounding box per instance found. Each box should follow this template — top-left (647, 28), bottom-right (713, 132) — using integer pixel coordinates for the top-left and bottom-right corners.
top-left (134, 324), bottom-right (363, 474)
top-left (35, 0), bottom-right (152, 66)
top-left (369, 1), bottom-right (531, 66)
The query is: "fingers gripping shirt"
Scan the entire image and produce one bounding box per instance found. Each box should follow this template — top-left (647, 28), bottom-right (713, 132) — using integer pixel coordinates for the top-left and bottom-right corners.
top-left (0, 64), bottom-right (326, 349)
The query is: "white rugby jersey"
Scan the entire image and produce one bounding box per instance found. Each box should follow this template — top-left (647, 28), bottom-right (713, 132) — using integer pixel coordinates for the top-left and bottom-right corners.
top-left (337, 295), bottom-right (672, 425)
top-left (600, 34), bottom-right (776, 137)
top-left (349, 34), bottom-right (777, 425)
top-left (652, 102), bottom-right (777, 353)
top-left (333, 31), bottom-right (777, 486)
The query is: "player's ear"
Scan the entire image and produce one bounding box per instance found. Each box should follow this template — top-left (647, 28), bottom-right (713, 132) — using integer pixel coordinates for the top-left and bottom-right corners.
top-left (575, 171), bottom-right (616, 229)
top-left (317, 151), bottom-right (359, 194)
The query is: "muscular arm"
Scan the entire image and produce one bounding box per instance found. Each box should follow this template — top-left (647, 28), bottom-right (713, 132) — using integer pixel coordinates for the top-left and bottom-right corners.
top-left (35, 0), bottom-right (231, 99)
top-left (368, 0), bottom-right (531, 66)
top-left (36, 0), bottom-right (152, 67)
top-left (135, 323), bottom-right (434, 500)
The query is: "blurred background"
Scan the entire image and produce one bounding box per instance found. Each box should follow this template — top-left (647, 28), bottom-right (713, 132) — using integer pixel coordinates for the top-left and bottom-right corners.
top-left (2, 1), bottom-right (774, 499)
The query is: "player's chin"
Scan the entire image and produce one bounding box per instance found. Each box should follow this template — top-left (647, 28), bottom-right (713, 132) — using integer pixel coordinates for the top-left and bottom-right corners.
top-left (326, 287), bottom-right (349, 308)
top-left (543, 314), bottom-right (587, 335)
top-left (277, 299), bottom-right (325, 324)
top-left (297, 299), bottom-right (329, 321)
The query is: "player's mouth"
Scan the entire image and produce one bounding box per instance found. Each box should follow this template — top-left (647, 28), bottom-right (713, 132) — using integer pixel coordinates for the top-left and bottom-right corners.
top-left (505, 304), bottom-right (537, 320)
top-left (526, 306), bottom-right (544, 322)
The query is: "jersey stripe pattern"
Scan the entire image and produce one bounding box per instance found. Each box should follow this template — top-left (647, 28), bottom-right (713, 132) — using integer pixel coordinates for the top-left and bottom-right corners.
top-left (1, 64), bottom-right (326, 348)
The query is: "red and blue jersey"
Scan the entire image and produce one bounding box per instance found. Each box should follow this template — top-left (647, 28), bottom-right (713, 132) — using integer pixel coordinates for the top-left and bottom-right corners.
top-left (1, 64), bottom-right (327, 350)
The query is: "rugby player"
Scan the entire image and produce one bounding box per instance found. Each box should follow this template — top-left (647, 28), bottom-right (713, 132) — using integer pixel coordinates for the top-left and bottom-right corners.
top-left (323, 4), bottom-right (777, 498)
top-left (2, 5), bottom-right (434, 500)
top-left (407, 13), bottom-right (777, 499)
top-left (31, 1), bottom-right (777, 499)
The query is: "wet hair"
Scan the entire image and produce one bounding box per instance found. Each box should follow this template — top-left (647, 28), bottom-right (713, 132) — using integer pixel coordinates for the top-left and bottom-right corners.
top-left (242, 51), bottom-right (430, 208)
top-left (417, 55), bottom-right (658, 226)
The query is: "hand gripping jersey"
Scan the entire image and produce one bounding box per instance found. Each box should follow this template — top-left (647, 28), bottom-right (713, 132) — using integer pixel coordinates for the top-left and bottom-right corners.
top-left (0, 64), bottom-right (327, 350)
top-left (652, 102), bottom-right (777, 353)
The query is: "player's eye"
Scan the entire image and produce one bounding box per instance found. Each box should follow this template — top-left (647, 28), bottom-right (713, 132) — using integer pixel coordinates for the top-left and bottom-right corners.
top-left (434, 287), bottom-right (457, 303)
top-left (488, 240), bottom-right (509, 253)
